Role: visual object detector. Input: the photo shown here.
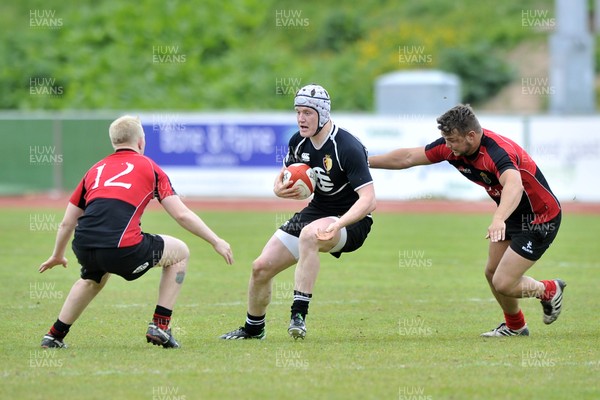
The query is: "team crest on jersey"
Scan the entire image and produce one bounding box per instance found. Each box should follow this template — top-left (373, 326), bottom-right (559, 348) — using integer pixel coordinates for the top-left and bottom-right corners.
top-left (480, 172), bottom-right (492, 184)
top-left (323, 154), bottom-right (333, 173)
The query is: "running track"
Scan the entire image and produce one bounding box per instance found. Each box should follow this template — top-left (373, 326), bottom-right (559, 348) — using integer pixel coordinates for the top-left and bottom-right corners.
top-left (1, 194), bottom-right (599, 214)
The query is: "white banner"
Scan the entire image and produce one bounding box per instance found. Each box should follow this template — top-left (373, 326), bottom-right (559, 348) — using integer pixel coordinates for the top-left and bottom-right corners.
top-left (148, 112), bottom-right (600, 202)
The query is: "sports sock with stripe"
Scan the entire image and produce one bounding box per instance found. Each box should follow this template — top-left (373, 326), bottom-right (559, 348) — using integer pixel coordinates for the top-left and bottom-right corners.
top-left (539, 280), bottom-right (557, 302)
top-left (290, 290), bottom-right (312, 319)
top-left (49, 319), bottom-right (71, 340)
top-left (153, 305), bottom-right (172, 330)
top-left (244, 313), bottom-right (265, 336)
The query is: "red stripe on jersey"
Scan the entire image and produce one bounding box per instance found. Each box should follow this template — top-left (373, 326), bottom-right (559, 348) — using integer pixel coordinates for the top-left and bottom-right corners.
top-left (117, 190), bottom-right (154, 247)
top-left (424, 129), bottom-right (560, 221)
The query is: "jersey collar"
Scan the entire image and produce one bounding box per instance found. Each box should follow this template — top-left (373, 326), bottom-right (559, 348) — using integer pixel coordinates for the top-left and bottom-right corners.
top-left (310, 122), bottom-right (335, 150)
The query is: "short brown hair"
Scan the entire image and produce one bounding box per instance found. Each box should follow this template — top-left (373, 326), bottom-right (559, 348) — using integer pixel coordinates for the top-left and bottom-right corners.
top-left (436, 104), bottom-right (482, 136)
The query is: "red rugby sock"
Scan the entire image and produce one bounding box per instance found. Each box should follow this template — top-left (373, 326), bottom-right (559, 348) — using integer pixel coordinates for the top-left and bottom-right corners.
top-left (539, 280), bottom-right (557, 301)
top-left (504, 310), bottom-right (526, 331)
top-left (153, 305), bottom-right (172, 330)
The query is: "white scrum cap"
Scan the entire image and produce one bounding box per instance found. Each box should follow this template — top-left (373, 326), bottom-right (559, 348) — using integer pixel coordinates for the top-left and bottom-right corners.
top-left (294, 84), bottom-right (331, 128)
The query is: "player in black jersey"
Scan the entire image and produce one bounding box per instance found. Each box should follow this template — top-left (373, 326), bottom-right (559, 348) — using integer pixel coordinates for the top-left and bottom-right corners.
top-left (221, 84), bottom-right (376, 340)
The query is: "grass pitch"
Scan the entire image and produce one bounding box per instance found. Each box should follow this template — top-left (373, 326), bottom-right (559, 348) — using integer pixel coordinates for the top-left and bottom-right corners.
top-left (1, 207), bottom-right (599, 399)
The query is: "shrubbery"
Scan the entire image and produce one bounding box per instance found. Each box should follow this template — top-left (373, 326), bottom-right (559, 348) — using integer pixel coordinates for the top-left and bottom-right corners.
top-left (0, 0), bottom-right (569, 111)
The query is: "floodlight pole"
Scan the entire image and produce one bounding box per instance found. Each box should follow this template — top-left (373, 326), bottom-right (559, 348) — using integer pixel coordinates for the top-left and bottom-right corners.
top-left (549, 0), bottom-right (596, 114)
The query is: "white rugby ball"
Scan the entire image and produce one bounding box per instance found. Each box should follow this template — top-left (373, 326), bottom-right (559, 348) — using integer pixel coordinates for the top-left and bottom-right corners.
top-left (283, 163), bottom-right (316, 200)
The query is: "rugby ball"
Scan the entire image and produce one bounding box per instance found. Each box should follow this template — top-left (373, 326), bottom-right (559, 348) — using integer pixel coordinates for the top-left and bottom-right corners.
top-left (283, 163), bottom-right (316, 200)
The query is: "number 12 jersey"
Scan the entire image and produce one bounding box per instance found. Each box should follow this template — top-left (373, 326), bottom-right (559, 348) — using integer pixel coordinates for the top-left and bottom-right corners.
top-left (69, 149), bottom-right (176, 249)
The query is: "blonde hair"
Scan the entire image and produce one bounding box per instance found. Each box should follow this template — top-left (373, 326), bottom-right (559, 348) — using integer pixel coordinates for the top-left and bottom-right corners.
top-left (109, 115), bottom-right (144, 147)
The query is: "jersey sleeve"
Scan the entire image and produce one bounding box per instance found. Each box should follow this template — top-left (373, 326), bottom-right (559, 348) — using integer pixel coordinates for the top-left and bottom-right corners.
top-left (150, 159), bottom-right (177, 201)
top-left (490, 149), bottom-right (518, 178)
top-left (484, 137), bottom-right (519, 179)
top-left (424, 137), bottom-right (451, 163)
top-left (339, 135), bottom-right (373, 191)
top-left (69, 178), bottom-right (87, 209)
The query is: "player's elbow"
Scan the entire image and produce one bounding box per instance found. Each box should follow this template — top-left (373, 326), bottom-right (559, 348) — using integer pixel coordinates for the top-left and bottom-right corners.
top-left (368, 200), bottom-right (376, 215)
top-left (516, 183), bottom-right (524, 194)
top-left (58, 219), bottom-right (76, 232)
top-left (172, 209), bottom-right (194, 226)
top-left (364, 193), bottom-right (377, 214)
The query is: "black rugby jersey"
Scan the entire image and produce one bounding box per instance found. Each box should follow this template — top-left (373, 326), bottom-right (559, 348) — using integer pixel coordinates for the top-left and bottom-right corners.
top-left (284, 124), bottom-right (373, 216)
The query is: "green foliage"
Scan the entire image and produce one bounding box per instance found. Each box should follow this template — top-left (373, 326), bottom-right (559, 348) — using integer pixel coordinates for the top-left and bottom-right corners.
top-left (0, 0), bottom-right (562, 110)
top-left (316, 10), bottom-right (364, 52)
top-left (439, 43), bottom-right (516, 105)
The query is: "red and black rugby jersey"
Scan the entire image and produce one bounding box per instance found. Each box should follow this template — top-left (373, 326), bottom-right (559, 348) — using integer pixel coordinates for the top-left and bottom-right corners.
top-left (70, 149), bottom-right (176, 248)
top-left (424, 129), bottom-right (560, 223)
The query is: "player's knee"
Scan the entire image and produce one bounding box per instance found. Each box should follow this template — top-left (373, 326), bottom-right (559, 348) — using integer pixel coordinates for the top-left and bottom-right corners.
top-left (298, 225), bottom-right (319, 248)
top-left (251, 258), bottom-right (275, 282)
top-left (98, 273), bottom-right (110, 289)
top-left (78, 278), bottom-right (105, 293)
top-left (179, 241), bottom-right (190, 262)
top-left (484, 267), bottom-right (495, 283)
top-left (161, 237), bottom-right (190, 266)
top-left (491, 274), bottom-right (512, 295)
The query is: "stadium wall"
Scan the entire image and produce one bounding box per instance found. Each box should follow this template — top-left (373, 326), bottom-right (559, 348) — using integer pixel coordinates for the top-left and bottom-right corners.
top-left (1, 112), bottom-right (598, 201)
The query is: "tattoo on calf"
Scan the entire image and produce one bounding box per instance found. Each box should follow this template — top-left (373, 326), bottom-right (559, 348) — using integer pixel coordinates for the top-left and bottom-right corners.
top-left (176, 271), bottom-right (185, 284)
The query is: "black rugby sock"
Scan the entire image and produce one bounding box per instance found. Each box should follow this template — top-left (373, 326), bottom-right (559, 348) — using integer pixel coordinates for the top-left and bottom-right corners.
top-left (49, 319), bottom-right (71, 339)
top-left (153, 305), bottom-right (172, 330)
top-left (291, 290), bottom-right (312, 319)
top-left (244, 313), bottom-right (265, 336)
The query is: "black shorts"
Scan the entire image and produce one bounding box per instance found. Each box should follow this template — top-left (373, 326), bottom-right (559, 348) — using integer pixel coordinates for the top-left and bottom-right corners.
top-left (72, 233), bottom-right (165, 283)
top-left (506, 212), bottom-right (561, 261)
top-left (279, 203), bottom-right (373, 258)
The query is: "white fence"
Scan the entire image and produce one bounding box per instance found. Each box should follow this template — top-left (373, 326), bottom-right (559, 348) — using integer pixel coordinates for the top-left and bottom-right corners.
top-left (137, 112), bottom-right (600, 202)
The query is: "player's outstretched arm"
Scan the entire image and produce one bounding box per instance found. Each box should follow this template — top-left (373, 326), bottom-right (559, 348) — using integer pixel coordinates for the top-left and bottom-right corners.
top-left (369, 147), bottom-right (431, 170)
top-left (39, 203), bottom-right (84, 273)
top-left (161, 195), bottom-right (234, 265)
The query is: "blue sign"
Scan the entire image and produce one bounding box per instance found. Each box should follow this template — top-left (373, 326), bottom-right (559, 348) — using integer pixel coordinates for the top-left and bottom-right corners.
top-left (143, 123), bottom-right (298, 167)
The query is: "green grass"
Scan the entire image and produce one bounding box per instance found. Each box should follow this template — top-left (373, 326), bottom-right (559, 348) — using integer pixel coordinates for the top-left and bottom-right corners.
top-left (1, 208), bottom-right (599, 399)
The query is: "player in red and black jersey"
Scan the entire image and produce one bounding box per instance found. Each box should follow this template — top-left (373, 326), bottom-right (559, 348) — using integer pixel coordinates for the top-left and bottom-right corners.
top-left (38, 116), bottom-right (233, 349)
top-left (370, 105), bottom-right (565, 337)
